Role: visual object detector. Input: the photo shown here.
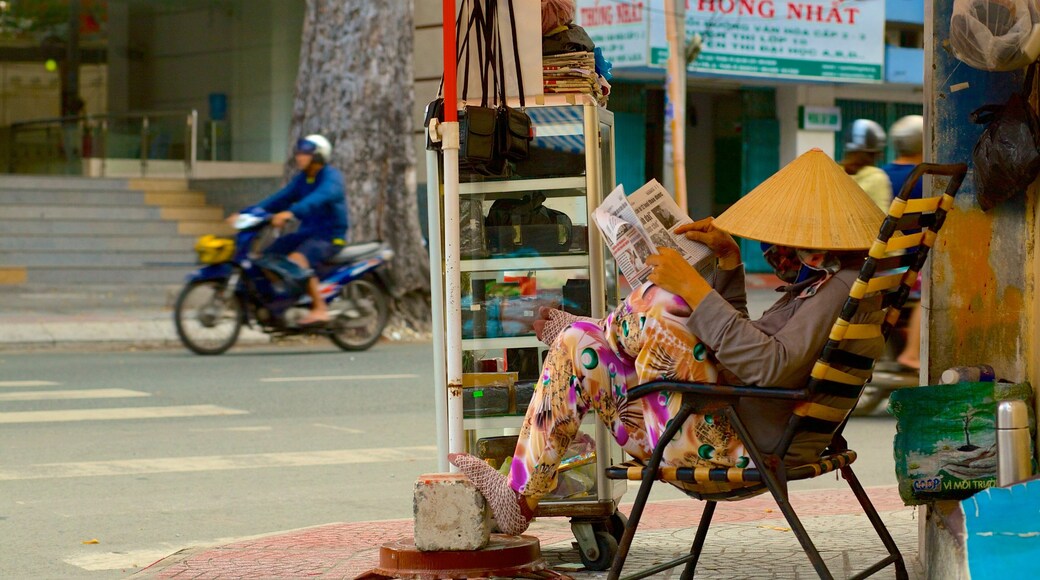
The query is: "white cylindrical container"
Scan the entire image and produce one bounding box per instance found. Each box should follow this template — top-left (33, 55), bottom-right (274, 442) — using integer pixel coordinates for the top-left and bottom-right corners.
top-left (996, 400), bottom-right (1032, 487)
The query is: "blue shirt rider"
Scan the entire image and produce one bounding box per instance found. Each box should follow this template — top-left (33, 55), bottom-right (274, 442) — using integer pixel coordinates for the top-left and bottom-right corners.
top-left (229, 134), bottom-right (348, 325)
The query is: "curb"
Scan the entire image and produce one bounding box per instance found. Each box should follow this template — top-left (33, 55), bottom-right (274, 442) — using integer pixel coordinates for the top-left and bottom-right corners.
top-left (130, 486), bottom-right (914, 579)
top-left (0, 321), bottom-right (271, 351)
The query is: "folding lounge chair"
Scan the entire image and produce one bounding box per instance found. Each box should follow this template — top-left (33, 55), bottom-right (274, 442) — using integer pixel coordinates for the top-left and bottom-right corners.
top-left (604, 162), bottom-right (968, 580)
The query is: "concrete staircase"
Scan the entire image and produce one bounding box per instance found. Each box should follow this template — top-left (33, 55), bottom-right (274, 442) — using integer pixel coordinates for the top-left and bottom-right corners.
top-left (0, 176), bottom-right (233, 307)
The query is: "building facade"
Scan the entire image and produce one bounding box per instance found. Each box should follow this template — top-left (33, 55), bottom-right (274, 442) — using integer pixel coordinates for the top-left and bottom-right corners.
top-left (2, 0), bottom-right (922, 207)
top-left (1, 0), bottom-right (303, 177)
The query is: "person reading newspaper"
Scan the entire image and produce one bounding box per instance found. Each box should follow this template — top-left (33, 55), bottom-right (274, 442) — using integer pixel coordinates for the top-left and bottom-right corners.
top-left (449, 149), bottom-right (887, 536)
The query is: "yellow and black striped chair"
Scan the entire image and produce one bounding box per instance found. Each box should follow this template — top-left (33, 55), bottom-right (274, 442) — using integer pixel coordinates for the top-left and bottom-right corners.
top-left (604, 163), bottom-right (967, 580)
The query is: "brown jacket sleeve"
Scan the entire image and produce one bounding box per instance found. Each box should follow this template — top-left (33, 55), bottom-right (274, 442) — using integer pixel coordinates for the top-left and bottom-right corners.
top-left (711, 264), bottom-right (749, 318)
top-left (686, 273), bottom-right (854, 388)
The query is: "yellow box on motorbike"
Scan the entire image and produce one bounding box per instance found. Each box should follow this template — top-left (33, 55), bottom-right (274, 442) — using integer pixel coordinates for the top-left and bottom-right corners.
top-left (195, 235), bottom-right (235, 264)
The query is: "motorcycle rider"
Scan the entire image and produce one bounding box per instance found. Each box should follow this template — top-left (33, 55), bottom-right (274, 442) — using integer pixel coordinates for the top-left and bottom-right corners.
top-left (883, 115), bottom-right (925, 371)
top-left (227, 134), bottom-right (348, 325)
top-left (842, 119), bottom-right (893, 211)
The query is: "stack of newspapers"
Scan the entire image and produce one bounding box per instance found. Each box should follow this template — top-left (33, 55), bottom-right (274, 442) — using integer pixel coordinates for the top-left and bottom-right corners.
top-left (542, 51), bottom-right (604, 105)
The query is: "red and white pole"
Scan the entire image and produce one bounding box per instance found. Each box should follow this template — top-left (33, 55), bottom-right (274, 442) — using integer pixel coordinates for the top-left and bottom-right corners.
top-left (441, 0), bottom-right (465, 467)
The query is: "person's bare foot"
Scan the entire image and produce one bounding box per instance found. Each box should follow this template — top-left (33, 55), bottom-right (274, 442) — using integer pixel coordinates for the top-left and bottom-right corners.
top-left (896, 355), bottom-right (920, 371)
top-left (298, 310), bottom-right (330, 326)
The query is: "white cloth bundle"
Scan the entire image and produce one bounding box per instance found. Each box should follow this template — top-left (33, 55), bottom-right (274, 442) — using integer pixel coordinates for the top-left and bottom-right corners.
top-left (951, 0), bottom-right (1040, 71)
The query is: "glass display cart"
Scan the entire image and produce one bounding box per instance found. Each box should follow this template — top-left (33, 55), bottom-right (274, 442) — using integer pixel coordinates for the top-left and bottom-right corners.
top-left (426, 95), bottom-right (627, 569)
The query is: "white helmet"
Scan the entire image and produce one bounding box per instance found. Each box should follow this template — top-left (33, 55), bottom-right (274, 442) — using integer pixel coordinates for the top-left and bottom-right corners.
top-left (845, 119), bottom-right (887, 154)
top-left (294, 134), bottom-right (333, 164)
top-left (890, 115), bottom-right (924, 157)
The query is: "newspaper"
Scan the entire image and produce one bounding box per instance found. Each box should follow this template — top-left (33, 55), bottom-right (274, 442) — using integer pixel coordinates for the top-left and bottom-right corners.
top-left (592, 180), bottom-right (715, 287)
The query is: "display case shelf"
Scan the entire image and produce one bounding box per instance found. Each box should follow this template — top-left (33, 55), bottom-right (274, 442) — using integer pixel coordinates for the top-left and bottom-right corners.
top-left (463, 413), bottom-right (597, 431)
top-left (458, 176), bottom-right (586, 196)
top-left (461, 336), bottom-right (542, 350)
top-left (460, 254), bottom-right (590, 272)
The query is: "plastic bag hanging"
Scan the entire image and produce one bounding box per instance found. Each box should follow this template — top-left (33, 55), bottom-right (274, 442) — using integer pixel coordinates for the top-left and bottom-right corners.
top-left (970, 63), bottom-right (1040, 210)
top-left (950, 0), bottom-right (1040, 71)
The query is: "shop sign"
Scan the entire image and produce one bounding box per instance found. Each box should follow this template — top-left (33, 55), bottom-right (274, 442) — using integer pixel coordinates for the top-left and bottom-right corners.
top-left (799, 106), bottom-right (842, 131)
top-left (575, 0), bottom-right (652, 66)
top-left (580, 0), bottom-right (886, 83)
top-left (653, 0), bottom-right (886, 82)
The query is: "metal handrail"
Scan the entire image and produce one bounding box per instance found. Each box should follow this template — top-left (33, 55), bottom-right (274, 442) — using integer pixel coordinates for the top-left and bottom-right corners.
top-left (7, 109), bottom-right (198, 177)
top-left (10, 110), bottom-right (195, 128)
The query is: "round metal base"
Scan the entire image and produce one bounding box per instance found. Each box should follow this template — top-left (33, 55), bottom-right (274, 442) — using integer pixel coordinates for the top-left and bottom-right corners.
top-left (355, 534), bottom-right (568, 580)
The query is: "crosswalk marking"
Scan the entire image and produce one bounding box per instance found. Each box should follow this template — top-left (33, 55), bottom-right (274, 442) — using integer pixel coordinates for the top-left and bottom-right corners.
top-left (0, 445), bottom-right (438, 480)
top-left (189, 426), bottom-right (273, 433)
top-left (0, 380), bottom-right (60, 388)
top-left (260, 373), bottom-right (419, 383)
top-left (313, 423), bottom-right (364, 434)
top-left (0, 388), bottom-right (150, 402)
top-left (0, 405), bottom-right (248, 424)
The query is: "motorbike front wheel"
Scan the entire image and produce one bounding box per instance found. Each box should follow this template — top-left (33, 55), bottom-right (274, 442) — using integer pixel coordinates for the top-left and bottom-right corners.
top-left (328, 277), bottom-right (389, 351)
top-left (174, 280), bottom-right (245, 355)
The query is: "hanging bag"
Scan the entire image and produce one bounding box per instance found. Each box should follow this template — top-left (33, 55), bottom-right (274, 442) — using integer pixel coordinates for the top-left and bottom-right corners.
top-left (424, 0), bottom-right (474, 152)
top-left (425, 0), bottom-right (500, 170)
top-left (970, 62), bottom-right (1040, 210)
top-left (495, 0), bottom-right (533, 162)
top-left (457, 0), bottom-right (504, 174)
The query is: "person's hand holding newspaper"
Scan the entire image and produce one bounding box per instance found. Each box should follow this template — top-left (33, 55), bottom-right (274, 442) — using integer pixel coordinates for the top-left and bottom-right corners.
top-left (674, 217), bottom-right (742, 271)
top-left (645, 248), bottom-right (713, 309)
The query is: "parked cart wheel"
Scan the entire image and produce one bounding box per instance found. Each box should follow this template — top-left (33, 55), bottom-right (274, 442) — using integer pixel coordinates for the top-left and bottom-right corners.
top-left (579, 530), bottom-right (618, 571)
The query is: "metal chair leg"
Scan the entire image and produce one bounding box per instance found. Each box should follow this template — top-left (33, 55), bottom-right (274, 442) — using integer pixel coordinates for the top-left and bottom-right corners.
top-left (841, 465), bottom-right (908, 580)
top-left (725, 408), bottom-right (834, 580)
top-left (679, 500), bottom-right (717, 580)
top-left (607, 404), bottom-right (695, 580)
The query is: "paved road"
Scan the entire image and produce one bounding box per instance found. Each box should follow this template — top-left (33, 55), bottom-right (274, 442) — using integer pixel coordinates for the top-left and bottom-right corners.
top-left (0, 342), bottom-right (900, 578)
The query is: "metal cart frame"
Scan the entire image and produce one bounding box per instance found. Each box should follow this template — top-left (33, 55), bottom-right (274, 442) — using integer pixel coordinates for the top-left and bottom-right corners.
top-left (426, 95), bottom-right (627, 569)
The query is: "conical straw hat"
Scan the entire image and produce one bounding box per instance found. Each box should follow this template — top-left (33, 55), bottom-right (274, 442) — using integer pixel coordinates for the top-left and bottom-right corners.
top-left (713, 148), bottom-right (886, 250)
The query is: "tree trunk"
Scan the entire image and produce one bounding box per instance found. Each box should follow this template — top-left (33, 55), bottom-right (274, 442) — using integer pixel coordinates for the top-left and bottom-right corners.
top-left (290, 0), bottom-right (430, 331)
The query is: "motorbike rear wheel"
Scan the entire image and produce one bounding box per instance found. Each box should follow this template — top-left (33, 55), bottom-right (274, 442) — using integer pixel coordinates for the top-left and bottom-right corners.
top-left (328, 277), bottom-right (389, 351)
top-left (174, 280), bottom-right (244, 355)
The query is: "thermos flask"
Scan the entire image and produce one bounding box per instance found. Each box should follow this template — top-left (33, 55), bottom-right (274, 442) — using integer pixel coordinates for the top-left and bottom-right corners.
top-left (996, 400), bottom-right (1032, 487)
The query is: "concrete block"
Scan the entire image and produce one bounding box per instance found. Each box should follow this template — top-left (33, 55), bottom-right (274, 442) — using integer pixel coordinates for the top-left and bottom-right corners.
top-left (413, 473), bottom-right (490, 552)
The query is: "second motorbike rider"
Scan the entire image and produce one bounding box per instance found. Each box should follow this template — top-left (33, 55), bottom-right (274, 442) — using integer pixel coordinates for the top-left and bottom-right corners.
top-left (227, 134), bottom-right (348, 325)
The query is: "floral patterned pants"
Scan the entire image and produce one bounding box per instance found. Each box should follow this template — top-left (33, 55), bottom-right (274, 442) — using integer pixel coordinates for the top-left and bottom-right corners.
top-left (508, 283), bottom-right (751, 501)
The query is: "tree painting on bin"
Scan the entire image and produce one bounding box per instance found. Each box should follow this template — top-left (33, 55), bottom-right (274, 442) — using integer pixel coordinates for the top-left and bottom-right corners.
top-left (958, 404), bottom-right (980, 452)
top-left (290, 0), bottom-right (431, 327)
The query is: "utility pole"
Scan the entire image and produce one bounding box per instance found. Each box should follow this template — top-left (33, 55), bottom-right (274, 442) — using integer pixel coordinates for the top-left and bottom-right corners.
top-left (663, 0), bottom-right (688, 214)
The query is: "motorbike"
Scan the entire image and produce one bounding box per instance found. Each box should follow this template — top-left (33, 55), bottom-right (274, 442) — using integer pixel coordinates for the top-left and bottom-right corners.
top-left (174, 208), bottom-right (394, 355)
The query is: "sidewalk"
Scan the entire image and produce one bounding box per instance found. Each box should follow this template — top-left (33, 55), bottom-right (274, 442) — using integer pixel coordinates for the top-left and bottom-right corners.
top-left (131, 485), bottom-right (920, 579)
top-left (0, 275), bottom-right (788, 349)
top-left (0, 307), bottom-right (270, 350)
